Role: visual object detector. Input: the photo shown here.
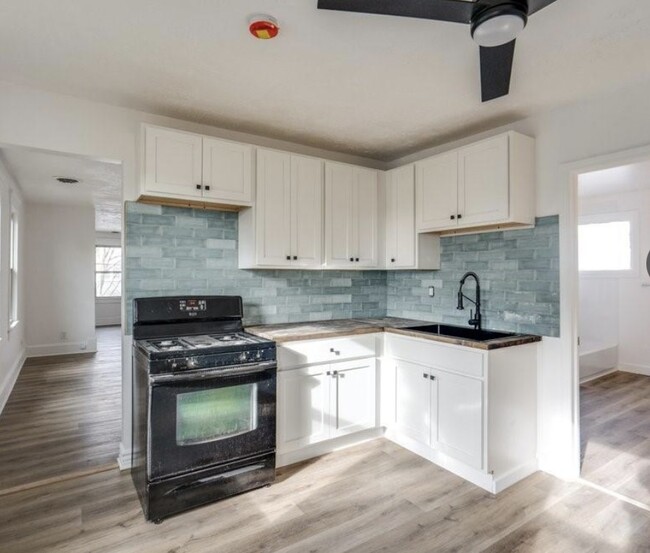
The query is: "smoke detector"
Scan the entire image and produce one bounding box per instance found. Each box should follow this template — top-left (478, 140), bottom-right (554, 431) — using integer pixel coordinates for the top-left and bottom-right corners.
top-left (248, 14), bottom-right (279, 39)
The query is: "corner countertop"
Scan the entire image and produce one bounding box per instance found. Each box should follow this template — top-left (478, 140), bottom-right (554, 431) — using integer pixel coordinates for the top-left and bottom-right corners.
top-left (246, 317), bottom-right (541, 350)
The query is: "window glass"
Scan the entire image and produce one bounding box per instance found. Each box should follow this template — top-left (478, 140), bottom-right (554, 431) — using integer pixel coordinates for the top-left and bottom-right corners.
top-left (9, 211), bottom-right (18, 326)
top-left (95, 246), bottom-right (122, 298)
top-left (578, 221), bottom-right (632, 272)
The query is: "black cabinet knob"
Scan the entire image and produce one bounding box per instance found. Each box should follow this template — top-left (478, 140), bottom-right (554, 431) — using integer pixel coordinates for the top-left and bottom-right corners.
top-left (286, 255), bottom-right (291, 260)
top-left (450, 215), bottom-right (455, 220)
top-left (205, 185), bottom-right (210, 191)
top-left (293, 256), bottom-right (297, 260)
top-left (350, 257), bottom-right (354, 262)
top-left (355, 258), bottom-right (359, 262)
top-left (457, 214), bottom-right (462, 219)
top-left (391, 258), bottom-right (396, 263)
top-left (196, 184), bottom-right (202, 190)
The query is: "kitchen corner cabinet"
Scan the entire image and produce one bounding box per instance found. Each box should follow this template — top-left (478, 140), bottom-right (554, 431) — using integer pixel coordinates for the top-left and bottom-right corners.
top-left (385, 333), bottom-right (538, 493)
top-left (324, 162), bottom-right (379, 269)
top-left (141, 124), bottom-right (253, 208)
top-left (278, 358), bottom-right (376, 454)
top-left (385, 165), bottom-right (440, 270)
top-left (238, 148), bottom-right (323, 269)
top-left (416, 131), bottom-right (535, 234)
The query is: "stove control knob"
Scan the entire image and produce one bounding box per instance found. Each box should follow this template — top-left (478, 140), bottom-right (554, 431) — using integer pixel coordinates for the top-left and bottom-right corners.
top-left (255, 351), bottom-right (262, 360)
top-left (187, 358), bottom-right (198, 370)
top-left (239, 353), bottom-right (247, 363)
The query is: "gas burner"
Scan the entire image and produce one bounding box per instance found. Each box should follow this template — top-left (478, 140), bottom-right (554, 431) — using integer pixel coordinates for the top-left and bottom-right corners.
top-left (151, 339), bottom-right (186, 352)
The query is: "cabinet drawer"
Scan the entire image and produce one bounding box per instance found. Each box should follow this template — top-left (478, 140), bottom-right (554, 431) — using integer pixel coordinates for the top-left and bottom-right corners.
top-left (386, 334), bottom-right (484, 379)
top-left (278, 334), bottom-right (378, 370)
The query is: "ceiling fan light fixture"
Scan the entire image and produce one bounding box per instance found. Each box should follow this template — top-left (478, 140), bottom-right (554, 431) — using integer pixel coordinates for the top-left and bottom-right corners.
top-left (471, 8), bottom-right (527, 48)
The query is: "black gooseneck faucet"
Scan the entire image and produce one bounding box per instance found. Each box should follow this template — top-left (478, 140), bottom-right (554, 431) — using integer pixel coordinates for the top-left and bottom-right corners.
top-left (457, 271), bottom-right (482, 330)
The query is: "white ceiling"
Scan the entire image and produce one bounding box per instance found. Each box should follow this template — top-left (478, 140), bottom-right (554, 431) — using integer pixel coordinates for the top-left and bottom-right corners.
top-left (578, 159), bottom-right (650, 197)
top-left (0, 1), bottom-right (649, 160)
top-left (0, 147), bottom-right (122, 232)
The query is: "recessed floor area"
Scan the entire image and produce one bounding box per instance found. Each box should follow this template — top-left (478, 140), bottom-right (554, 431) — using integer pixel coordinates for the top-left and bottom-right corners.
top-left (0, 326), bottom-right (122, 494)
top-left (2, 438), bottom-right (650, 552)
top-left (581, 371), bottom-right (650, 507)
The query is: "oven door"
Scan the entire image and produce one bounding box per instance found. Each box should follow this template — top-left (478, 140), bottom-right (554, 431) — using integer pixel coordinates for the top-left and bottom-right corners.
top-left (148, 362), bottom-right (276, 481)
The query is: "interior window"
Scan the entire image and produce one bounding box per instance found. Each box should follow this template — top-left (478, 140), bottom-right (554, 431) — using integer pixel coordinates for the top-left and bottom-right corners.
top-left (95, 246), bottom-right (122, 298)
top-left (9, 209), bottom-right (18, 326)
top-left (578, 218), bottom-right (633, 273)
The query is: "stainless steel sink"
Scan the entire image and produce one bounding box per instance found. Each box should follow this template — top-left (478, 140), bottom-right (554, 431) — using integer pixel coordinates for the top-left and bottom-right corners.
top-left (403, 324), bottom-right (517, 342)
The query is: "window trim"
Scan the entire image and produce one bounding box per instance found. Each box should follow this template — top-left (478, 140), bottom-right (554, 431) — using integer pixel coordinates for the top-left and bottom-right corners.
top-left (578, 211), bottom-right (638, 278)
top-left (95, 245), bottom-right (122, 299)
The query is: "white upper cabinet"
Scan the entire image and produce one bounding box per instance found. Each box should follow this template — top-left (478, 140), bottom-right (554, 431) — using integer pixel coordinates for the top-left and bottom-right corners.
top-left (386, 165), bottom-right (440, 270)
top-left (141, 125), bottom-right (253, 207)
top-left (324, 162), bottom-right (378, 268)
top-left (416, 151), bottom-right (458, 232)
top-left (144, 126), bottom-right (203, 197)
top-left (255, 148), bottom-right (292, 267)
top-left (458, 134), bottom-right (509, 227)
top-left (202, 137), bottom-right (253, 204)
top-left (240, 149), bottom-right (322, 269)
top-left (291, 155), bottom-right (324, 268)
top-left (416, 131), bottom-right (535, 234)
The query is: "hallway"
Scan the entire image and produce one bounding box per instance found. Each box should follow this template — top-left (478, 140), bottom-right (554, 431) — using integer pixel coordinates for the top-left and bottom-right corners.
top-left (0, 326), bottom-right (122, 495)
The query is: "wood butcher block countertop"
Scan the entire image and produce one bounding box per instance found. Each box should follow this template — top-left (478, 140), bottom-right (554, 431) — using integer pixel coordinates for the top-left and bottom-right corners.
top-left (246, 317), bottom-right (541, 350)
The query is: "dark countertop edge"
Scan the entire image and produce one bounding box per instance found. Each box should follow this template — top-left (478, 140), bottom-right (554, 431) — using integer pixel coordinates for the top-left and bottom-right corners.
top-left (247, 318), bottom-right (542, 350)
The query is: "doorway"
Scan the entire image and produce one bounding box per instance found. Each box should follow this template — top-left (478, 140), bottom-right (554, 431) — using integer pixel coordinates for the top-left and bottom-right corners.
top-left (0, 145), bottom-right (123, 494)
top-left (576, 158), bottom-right (650, 506)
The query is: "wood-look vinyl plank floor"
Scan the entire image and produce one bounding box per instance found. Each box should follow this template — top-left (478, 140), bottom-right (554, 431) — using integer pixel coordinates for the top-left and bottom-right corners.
top-left (0, 326), bottom-right (122, 493)
top-left (1, 439), bottom-right (650, 553)
top-left (581, 371), bottom-right (650, 508)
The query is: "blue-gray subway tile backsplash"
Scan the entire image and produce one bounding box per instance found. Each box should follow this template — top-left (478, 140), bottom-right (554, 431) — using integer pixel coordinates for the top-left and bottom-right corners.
top-left (125, 202), bottom-right (559, 337)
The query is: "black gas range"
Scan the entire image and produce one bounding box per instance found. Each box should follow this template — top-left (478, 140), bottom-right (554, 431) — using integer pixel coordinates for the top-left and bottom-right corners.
top-left (131, 296), bottom-right (277, 523)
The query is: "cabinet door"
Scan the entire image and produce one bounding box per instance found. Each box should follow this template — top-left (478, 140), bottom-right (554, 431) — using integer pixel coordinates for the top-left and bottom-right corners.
top-left (333, 359), bottom-right (376, 437)
top-left (202, 137), bottom-right (253, 204)
top-left (353, 168), bottom-right (378, 267)
top-left (277, 365), bottom-right (331, 453)
top-left (324, 163), bottom-right (354, 267)
top-left (416, 151), bottom-right (458, 231)
top-left (255, 149), bottom-right (292, 266)
top-left (434, 371), bottom-right (483, 469)
top-left (144, 126), bottom-right (202, 197)
top-left (291, 156), bottom-right (323, 268)
top-left (458, 135), bottom-right (509, 226)
top-left (394, 360), bottom-right (430, 446)
top-left (385, 165), bottom-right (415, 268)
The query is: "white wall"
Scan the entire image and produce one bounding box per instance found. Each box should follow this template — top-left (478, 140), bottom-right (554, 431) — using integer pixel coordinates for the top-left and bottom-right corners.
top-left (579, 189), bottom-right (650, 374)
top-left (0, 158), bottom-right (25, 413)
top-left (96, 231), bottom-right (122, 327)
top-left (2, 77), bottom-right (650, 473)
top-left (24, 203), bottom-right (96, 357)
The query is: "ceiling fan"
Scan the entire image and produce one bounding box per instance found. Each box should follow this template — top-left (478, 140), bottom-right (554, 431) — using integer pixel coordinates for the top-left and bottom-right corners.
top-left (317, 0), bottom-right (558, 102)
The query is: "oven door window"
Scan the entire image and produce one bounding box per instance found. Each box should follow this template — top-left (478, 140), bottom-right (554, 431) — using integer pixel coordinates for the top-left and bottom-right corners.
top-left (176, 383), bottom-right (258, 446)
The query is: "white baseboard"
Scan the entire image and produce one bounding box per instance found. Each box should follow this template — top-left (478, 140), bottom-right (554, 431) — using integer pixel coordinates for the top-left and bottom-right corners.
top-left (619, 363), bottom-right (650, 377)
top-left (96, 317), bottom-right (121, 327)
top-left (26, 338), bottom-right (98, 358)
top-left (493, 461), bottom-right (539, 493)
top-left (580, 367), bottom-right (619, 384)
top-left (0, 349), bottom-right (26, 414)
top-left (117, 442), bottom-right (132, 471)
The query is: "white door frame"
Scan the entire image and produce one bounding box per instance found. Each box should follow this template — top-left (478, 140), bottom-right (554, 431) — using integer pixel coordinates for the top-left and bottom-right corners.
top-left (559, 143), bottom-right (650, 479)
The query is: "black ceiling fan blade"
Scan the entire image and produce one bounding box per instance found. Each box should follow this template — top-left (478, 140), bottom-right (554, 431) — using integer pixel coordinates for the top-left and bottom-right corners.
top-left (527, 0), bottom-right (559, 15)
top-left (479, 40), bottom-right (516, 102)
top-left (317, 0), bottom-right (475, 24)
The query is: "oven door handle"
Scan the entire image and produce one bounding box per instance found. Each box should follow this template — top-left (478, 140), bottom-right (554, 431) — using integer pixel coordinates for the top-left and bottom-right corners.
top-left (149, 361), bottom-right (276, 384)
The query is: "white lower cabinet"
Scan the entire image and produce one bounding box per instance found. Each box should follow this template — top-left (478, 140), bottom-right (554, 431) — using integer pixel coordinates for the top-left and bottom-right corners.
top-left (278, 358), bottom-right (376, 454)
top-left (385, 333), bottom-right (538, 493)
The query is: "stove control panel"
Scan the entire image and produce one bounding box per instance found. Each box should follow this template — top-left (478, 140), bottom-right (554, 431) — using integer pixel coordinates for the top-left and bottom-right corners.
top-left (155, 346), bottom-right (276, 374)
top-left (179, 299), bottom-right (207, 314)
